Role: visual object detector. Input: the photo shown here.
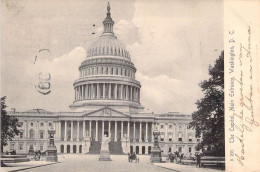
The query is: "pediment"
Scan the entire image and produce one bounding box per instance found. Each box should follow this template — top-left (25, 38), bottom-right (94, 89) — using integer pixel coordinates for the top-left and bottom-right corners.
top-left (83, 107), bottom-right (130, 118)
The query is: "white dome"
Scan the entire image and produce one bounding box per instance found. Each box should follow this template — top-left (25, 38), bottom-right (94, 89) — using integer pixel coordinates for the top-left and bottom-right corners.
top-left (87, 35), bottom-right (130, 59)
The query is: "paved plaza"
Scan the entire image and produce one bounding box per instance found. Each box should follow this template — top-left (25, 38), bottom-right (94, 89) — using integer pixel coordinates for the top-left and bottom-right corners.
top-left (1, 154), bottom-right (223, 172)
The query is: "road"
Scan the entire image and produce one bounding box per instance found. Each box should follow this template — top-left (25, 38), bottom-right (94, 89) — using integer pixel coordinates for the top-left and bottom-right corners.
top-left (23, 154), bottom-right (173, 172)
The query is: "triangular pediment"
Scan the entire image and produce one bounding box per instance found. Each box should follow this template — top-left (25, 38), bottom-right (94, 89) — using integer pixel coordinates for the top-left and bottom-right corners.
top-left (83, 107), bottom-right (130, 118)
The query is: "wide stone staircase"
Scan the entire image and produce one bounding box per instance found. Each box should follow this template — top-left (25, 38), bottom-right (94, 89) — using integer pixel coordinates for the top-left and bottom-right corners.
top-left (88, 141), bottom-right (123, 154)
top-left (88, 141), bottom-right (101, 154)
top-left (109, 141), bottom-right (123, 155)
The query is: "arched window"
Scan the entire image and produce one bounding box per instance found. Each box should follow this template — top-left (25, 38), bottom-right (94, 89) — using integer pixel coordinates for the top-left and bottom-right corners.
top-left (29, 129), bottom-right (35, 139)
top-left (116, 68), bottom-right (118, 75)
top-left (105, 67), bottom-right (108, 74)
top-left (168, 133), bottom-right (173, 141)
top-left (92, 68), bottom-right (94, 75)
top-left (20, 130), bottom-right (24, 138)
top-left (188, 134), bottom-right (193, 142)
top-left (111, 67), bottom-right (113, 75)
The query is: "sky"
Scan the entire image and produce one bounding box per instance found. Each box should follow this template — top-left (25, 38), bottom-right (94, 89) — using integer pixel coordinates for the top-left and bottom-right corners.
top-left (1, 0), bottom-right (223, 114)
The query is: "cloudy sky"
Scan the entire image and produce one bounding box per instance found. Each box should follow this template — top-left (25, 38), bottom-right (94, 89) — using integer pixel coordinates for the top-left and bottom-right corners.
top-left (1, 0), bottom-right (223, 114)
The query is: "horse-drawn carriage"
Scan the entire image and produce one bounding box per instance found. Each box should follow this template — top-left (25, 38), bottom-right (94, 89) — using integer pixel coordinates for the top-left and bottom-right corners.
top-left (128, 153), bottom-right (139, 163)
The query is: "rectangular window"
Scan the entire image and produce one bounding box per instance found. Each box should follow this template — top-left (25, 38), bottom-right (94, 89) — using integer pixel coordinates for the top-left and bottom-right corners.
top-left (161, 125), bottom-right (164, 129)
top-left (41, 123), bottom-right (44, 127)
top-left (11, 143), bottom-right (15, 150)
top-left (49, 123), bottom-right (52, 127)
top-left (189, 147), bottom-right (192, 152)
top-left (40, 132), bottom-right (44, 139)
top-left (169, 125), bottom-right (172, 129)
top-left (19, 144), bottom-right (23, 151)
top-left (178, 138), bottom-right (182, 141)
top-left (20, 132), bottom-right (23, 138)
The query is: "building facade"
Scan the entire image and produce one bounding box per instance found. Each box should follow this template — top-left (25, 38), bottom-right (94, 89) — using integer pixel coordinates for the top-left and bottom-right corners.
top-left (5, 3), bottom-right (198, 156)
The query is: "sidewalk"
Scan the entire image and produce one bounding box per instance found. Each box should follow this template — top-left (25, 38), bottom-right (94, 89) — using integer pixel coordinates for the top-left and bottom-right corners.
top-left (1, 161), bottom-right (58, 172)
top-left (153, 163), bottom-right (223, 172)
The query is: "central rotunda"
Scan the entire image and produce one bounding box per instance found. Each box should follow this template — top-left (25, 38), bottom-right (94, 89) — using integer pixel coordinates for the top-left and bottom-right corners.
top-left (70, 2), bottom-right (144, 114)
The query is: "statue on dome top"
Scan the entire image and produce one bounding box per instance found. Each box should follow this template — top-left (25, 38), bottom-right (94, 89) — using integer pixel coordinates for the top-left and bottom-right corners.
top-left (107, 2), bottom-right (110, 12)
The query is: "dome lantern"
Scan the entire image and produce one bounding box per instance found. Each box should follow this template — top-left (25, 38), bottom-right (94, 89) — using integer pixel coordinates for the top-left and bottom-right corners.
top-left (103, 2), bottom-right (114, 35)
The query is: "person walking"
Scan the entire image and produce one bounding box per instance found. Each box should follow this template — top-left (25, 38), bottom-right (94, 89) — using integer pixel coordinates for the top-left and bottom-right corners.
top-left (195, 153), bottom-right (202, 168)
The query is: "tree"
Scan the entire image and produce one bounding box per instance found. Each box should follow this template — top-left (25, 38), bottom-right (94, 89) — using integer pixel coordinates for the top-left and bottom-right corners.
top-left (189, 51), bottom-right (224, 156)
top-left (1, 96), bottom-right (20, 152)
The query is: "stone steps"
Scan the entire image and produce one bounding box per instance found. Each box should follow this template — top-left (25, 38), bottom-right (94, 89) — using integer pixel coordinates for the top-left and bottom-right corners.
top-left (0, 155), bottom-right (30, 163)
top-left (88, 141), bottom-right (124, 154)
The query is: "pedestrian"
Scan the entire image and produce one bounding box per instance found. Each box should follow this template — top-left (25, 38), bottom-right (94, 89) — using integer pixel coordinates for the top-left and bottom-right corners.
top-left (195, 153), bottom-right (201, 168)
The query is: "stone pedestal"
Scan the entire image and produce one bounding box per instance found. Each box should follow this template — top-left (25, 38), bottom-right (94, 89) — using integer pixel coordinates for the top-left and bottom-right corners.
top-left (150, 147), bottom-right (162, 163)
top-left (150, 128), bottom-right (162, 163)
top-left (121, 136), bottom-right (130, 154)
top-left (99, 134), bottom-right (112, 161)
top-left (82, 136), bottom-right (91, 154)
top-left (46, 146), bottom-right (58, 162)
top-left (46, 129), bottom-right (58, 162)
top-left (99, 150), bottom-right (112, 161)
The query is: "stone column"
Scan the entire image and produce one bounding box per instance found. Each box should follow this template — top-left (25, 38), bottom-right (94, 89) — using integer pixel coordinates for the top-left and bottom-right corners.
top-left (36, 121), bottom-right (39, 139)
top-left (115, 121), bottom-right (117, 141)
top-left (83, 120), bottom-right (85, 138)
top-left (115, 84), bottom-right (118, 99)
top-left (166, 123), bottom-right (169, 141)
top-left (95, 121), bottom-right (98, 141)
top-left (77, 121), bottom-right (80, 141)
top-left (109, 121), bottom-right (111, 136)
top-left (71, 121), bottom-right (74, 141)
top-left (175, 124), bottom-right (178, 141)
top-left (102, 121), bottom-right (104, 136)
top-left (74, 88), bottom-right (76, 101)
top-left (133, 122), bottom-right (136, 142)
top-left (130, 86), bottom-right (132, 100)
top-left (108, 83), bottom-right (111, 99)
top-left (139, 122), bottom-right (142, 142)
top-left (126, 85), bottom-right (129, 100)
top-left (97, 83), bottom-right (100, 99)
top-left (120, 85), bottom-right (123, 99)
top-left (152, 123), bottom-right (154, 141)
top-left (89, 121), bottom-right (92, 138)
top-left (103, 84), bottom-right (105, 98)
top-left (121, 121), bottom-right (124, 139)
top-left (58, 121), bottom-right (61, 139)
top-left (45, 121), bottom-right (48, 139)
top-left (86, 85), bottom-right (89, 99)
top-left (145, 122), bottom-right (148, 142)
top-left (127, 121), bottom-right (130, 138)
top-left (81, 85), bottom-right (84, 99)
top-left (91, 84), bottom-right (94, 99)
top-left (64, 121), bottom-right (67, 141)
top-left (77, 86), bottom-right (80, 100)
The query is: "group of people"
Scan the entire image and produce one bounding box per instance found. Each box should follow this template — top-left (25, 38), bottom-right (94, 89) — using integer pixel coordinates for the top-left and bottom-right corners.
top-left (167, 151), bottom-right (203, 168)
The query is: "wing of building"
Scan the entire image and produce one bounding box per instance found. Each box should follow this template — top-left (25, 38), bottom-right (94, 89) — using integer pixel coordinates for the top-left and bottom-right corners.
top-left (5, 3), bottom-right (198, 156)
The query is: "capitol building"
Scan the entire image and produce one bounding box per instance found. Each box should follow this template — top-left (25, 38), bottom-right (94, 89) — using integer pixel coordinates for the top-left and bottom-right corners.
top-left (5, 3), bottom-right (198, 156)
